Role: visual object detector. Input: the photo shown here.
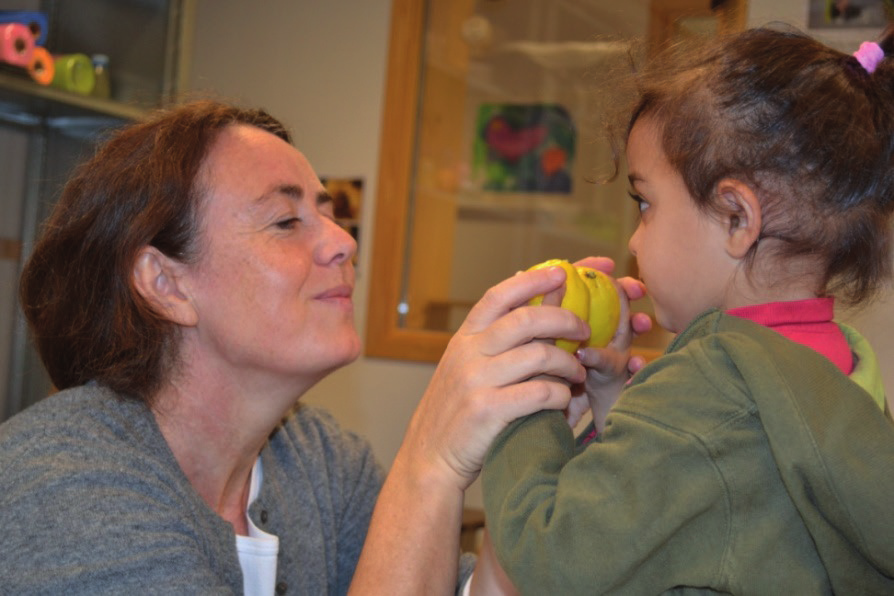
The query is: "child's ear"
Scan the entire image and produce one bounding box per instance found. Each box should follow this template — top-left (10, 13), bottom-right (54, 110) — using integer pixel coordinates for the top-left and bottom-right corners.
top-left (132, 246), bottom-right (199, 327)
top-left (716, 178), bottom-right (762, 260)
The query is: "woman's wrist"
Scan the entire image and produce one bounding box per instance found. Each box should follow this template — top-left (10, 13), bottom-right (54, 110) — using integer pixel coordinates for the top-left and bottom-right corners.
top-left (391, 432), bottom-right (471, 500)
top-left (349, 439), bottom-right (465, 595)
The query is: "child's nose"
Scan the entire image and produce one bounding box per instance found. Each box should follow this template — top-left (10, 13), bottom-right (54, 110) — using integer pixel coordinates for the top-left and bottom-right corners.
top-left (628, 226), bottom-right (640, 257)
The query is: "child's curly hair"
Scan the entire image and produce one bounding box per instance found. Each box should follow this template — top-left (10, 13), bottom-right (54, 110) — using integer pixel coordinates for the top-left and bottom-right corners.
top-left (624, 25), bottom-right (894, 306)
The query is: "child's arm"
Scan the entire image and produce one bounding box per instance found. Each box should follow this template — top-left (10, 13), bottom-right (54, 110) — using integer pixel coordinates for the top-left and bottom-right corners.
top-left (575, 269), bottom-right (650, 432)
top-left (468, 530), bottom-right (518, 596)
top-left (528, 257), bottom-right (650, 431)
top-left (480, 399), bottom-right (724, 594)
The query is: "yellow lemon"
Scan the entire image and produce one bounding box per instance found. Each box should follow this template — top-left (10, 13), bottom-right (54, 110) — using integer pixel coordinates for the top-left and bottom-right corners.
top-left (576, 266), bottom-right (621, 348)
top-left (527, 259), bottom-right (590, 353)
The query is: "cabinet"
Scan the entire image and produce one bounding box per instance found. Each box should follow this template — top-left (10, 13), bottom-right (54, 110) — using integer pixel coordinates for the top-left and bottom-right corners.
top-left (366, 0), bottom-right (747, 363)
top-left (0, 0), bottom-right (193, 421)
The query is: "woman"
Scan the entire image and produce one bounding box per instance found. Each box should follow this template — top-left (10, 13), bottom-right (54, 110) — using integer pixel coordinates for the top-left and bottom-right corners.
top-left (0, 100), bottom-right (645, 594)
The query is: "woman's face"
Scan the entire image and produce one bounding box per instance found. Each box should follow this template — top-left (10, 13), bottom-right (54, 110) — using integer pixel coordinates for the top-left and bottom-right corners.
top-left (626, 117), bottom-right (735, 333)
top-left (179, 124), bottom-right (360, 389)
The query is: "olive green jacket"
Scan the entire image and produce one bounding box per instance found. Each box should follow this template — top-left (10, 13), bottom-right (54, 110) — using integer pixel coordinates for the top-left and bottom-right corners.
top-left (483, 310), bottom-right (894, 595)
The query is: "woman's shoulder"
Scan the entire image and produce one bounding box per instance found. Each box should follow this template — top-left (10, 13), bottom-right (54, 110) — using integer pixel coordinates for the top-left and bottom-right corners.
top-left (0, 384), bottom-right (185, 497)
top-left (2, 384), bottom-right (158, 446)
top-left (1, 384), bottom-right (152, 447)
top-left (0, 385), bottom-right (238, 591)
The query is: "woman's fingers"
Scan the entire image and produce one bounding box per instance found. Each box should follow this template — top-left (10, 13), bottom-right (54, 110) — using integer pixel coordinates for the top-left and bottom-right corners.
top-left (474, 304), bottom-right (590, 359)
top-left (486, 377), bottom-right (576, 423)
top-left (409, 363), bottom-right (578, 485)
top-left (460, 266), bottom-right (567, 334)
top-left (485, 340), bottom-right (587, 387)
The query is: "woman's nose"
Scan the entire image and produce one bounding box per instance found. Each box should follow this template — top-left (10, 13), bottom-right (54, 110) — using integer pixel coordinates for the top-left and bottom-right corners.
top-left (317, 217), bottom-right (357, 265)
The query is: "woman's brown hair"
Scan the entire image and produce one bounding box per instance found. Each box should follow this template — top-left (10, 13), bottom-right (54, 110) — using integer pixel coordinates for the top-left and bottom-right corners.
top-left (19, 100), bottom-right (291, 403)
top-left (625, 25), bottom-right (894, 305)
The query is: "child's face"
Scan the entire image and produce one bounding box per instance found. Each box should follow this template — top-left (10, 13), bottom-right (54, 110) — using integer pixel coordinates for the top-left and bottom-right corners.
top-left (626, 117), bottom-right (737, 333)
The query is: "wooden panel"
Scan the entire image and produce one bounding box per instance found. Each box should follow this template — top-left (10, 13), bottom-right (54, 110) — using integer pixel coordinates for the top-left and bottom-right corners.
top-left (366, 0), bottom-right (748, 363)
top-left (649, 0), bottom-right (748, 53)
top-left (0, 237), bottom-right (21, 261)
top-left (365, 0), bottom-right (448, 361)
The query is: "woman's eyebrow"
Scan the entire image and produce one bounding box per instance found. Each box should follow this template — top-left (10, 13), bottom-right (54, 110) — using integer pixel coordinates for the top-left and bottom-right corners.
top-left (251, 186), bottom-right (333, 211)
top-left (317, 190), bottom-right (334, 206)
top-left (254, 183), bottom-right (305, 205)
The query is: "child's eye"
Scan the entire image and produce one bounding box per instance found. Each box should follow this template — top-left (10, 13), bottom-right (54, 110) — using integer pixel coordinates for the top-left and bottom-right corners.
top-left (628, 191), bottom-right (649, 213)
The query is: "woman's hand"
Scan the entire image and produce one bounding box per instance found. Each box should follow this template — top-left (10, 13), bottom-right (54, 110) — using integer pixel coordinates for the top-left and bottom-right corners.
top-left (351, 266), bottom-right (589, 595)
top-left (402, 264), bottom-right (590, 492)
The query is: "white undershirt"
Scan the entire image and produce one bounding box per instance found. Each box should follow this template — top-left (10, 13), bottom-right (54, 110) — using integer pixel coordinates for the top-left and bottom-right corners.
top-left (235, 457), bottom-right (280, 596)
top-left (234, 457), bottom-right (475, 595)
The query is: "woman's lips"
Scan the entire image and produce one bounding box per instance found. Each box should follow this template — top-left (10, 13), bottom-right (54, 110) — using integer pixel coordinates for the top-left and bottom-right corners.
top-left (316, 284), bottom-right (353, 300)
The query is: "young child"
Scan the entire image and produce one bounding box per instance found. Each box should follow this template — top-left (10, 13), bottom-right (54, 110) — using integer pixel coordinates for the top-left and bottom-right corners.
top-left (480, 26), bottom-right (894, 595)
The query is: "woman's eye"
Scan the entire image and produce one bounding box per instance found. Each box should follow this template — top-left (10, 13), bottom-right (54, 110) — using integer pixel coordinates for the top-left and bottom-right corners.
top-left (275, 217), bottom-right (301, 230)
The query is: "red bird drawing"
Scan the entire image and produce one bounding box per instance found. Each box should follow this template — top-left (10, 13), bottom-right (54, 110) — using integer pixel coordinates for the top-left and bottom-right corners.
top-left (484, 116), bottom-right (547, 162)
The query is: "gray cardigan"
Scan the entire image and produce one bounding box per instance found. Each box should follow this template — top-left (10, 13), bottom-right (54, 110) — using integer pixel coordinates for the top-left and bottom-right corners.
top-left (0, 384), bottom-right (474, 594)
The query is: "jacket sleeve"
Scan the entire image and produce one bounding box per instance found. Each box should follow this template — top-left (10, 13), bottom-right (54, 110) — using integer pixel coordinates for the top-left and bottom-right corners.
top-left (481, 404), bottom-right (729, 594)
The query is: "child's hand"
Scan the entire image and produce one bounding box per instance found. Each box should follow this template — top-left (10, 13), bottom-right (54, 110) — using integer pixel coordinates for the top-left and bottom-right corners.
top-left (569, 258), bottom-right (651, 432)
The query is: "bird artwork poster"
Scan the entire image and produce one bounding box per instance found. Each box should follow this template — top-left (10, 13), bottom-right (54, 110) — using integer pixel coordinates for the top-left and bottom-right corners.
top-left (473, 103), bottom-right (575, 193)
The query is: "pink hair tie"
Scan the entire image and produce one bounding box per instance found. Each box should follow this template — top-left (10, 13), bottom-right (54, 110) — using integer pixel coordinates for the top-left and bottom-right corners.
top-left (853, 41), bottom-right (884, 74)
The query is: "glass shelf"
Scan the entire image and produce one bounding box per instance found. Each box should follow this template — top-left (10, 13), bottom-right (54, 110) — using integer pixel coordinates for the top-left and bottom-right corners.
top-left (0, 70), bottom-right (146, 129)
top-left (0, 0), bottom-right (183, 422)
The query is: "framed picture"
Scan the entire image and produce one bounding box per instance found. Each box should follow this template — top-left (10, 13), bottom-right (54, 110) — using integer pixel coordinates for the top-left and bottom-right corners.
top-left (320, 176), bottom-right (363, 266)
top-left (472, 103), bottom-right (575, 194)
top-left (808, 0), bottom-right (893, 28)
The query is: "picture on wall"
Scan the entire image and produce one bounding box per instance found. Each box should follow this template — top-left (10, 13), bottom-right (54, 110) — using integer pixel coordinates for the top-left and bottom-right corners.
top-left (472, 103), bottom-right (575, 194)
top-left (320, 176), bottom-right (363, 266)
top-left (808, 0), bottom-right (893, 28)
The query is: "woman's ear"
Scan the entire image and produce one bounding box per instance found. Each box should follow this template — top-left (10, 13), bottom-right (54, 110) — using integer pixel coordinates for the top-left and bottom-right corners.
top-left (716, 178), bottom-right (762, 260)
top-left (132, 246), bottom-right (198, 327)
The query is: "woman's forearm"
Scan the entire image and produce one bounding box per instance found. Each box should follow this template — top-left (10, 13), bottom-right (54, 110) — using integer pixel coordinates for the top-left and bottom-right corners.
top-left (349, 443), bottom-right (464, 595)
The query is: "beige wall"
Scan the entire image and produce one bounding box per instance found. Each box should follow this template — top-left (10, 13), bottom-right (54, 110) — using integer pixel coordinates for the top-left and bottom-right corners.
top-left (187, 0), bottom-right (894, 510)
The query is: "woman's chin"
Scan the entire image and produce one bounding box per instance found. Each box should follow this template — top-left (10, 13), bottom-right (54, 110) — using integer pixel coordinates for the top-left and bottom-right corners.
top-left (324, 334), bottom-right (363, 370)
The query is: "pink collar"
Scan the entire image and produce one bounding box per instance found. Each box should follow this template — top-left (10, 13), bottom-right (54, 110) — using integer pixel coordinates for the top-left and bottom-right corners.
top-left (727, 297), bottom-right (853, 374)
